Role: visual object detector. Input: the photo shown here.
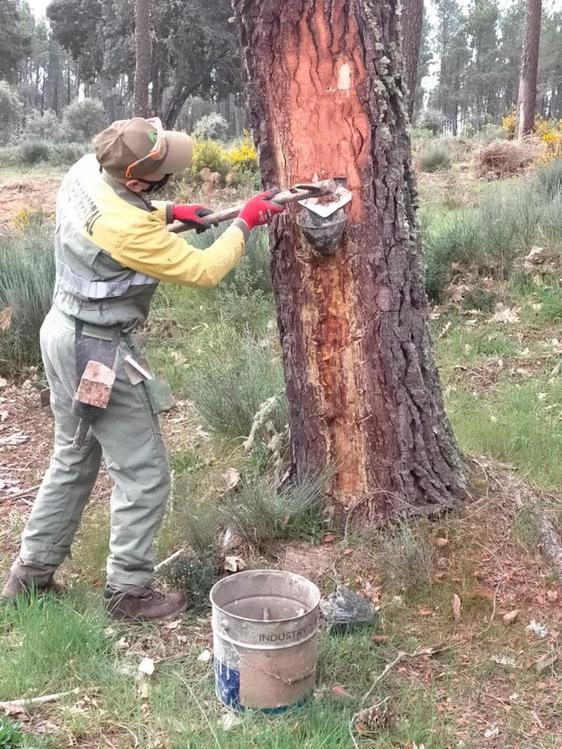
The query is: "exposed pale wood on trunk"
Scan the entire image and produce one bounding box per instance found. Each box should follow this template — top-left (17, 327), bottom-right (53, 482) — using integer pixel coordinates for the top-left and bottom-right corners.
top-left (517, 0), bottom-right (542, 139)
top-left (233, 0), bottom-right (466, 522)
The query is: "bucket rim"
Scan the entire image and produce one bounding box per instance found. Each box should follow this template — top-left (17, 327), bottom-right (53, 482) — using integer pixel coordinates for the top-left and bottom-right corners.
top-left (210, 568), bottom-right (321, 624)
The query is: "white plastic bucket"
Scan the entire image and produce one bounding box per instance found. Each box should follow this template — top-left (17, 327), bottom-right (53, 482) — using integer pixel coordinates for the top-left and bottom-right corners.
top-left (210, 569), bottom-right (321, 712)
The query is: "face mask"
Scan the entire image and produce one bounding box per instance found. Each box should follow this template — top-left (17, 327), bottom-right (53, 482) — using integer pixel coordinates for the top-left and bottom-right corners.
top-left (142, 173), bottom-right (172, 194)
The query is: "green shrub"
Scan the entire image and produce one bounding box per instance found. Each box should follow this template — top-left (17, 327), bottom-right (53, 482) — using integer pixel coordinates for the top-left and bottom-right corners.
top-left (0, 145), bottom-right (21, 166)
top-left (424, 180), bottom-right (562, 299)
top-left (23, 110), bottom-right (63, 142)
top-left (0, 229), bottom-right (55, 376)
top-left (0, 81), bottom-right (23, 145)
top-left (62, 98), bottom-right (106, 142)
top-left (0, 716), bottom-right (24, 748)
top-left (192, 112), bottom-right (229, 141)
top-left (159, 549), bottom-right (218, 607)
top-left (214, 230), bottom-right (273, 328)
top-left (531, 285), bottom-right (562, 322)
top-left (190, 139), bottom-right (231, 181)
top-left (416, 108), bottom-right (446, 135)
top-left (50, 141), bottom-right (89, 165)
top-left (419, 145), bottom-right (452, 173)
top-left (461, 122), bottom-right (477, 138)
top-left (185, 226), bottom-right (274, 330)
top-left (462, 287), bottom-right (499, 312)
top-left (476, 123), bottom-right (506, 142)
top-left (19, 139), bottom-right (52, 164)
top-left (410, 127), bottom-right (435, 141)
top-left (538, 158), bottom-right (562, 198)
top-left (424, 211), bottom-right (478, 299)
top-left (192, 225), bottom-right (272, 295)
top-left (188, 330), bottom-right (287, 440)
top-left (222, 472), bottom-right (327, 546)
top-left (378, 520), bottom-right (437, 592)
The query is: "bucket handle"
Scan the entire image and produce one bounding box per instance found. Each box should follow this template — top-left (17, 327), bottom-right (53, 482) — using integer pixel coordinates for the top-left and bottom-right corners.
top-left (236, 651), bottom-right (317, 686)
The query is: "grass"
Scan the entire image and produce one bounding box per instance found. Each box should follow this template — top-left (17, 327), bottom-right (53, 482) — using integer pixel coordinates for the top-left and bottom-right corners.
top-left (0, 593), bottom-right (114, 700)
top-left (376, 520), bottom-right (437, 593)
top-left (186, 329), bottom-right (286, 441)
top-left (2, 152), bottom-right (562, 747)
top-left (0, 716), bottom-right (24, 748)
top-left (222, 472), bottom-right (328, 546)
top-left (447, 377), bottom-right (562, 490)
top-left (0, 227), bottom-right (55, 376)
top-left (0, 592), bottom-right (457, 748)
top-left (424, 173), bottom-right (562, 299)
top-left (537, 158), bottom-right (562, 198)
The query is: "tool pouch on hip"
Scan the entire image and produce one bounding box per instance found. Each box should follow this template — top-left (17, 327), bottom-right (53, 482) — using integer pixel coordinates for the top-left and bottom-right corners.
top-left (72, 320), bottom-right (120, 447)
top-left (122, 333), bottom-right (175, 415)
top-left (143, 377), bottom-right (176, 415)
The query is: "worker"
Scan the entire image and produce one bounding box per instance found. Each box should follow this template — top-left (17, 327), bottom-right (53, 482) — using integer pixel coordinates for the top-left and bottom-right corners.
top-left (1, 117), bottom-right (284, 620)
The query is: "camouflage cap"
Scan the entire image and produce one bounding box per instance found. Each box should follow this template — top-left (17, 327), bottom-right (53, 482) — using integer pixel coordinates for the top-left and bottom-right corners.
top-left (93, 117), bottom-right (193, 180)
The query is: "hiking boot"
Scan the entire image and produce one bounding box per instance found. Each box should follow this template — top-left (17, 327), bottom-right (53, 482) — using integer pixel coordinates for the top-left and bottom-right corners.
top-left (1, 559), bottom-right (62, 602)
top-left (104, 586), bottom-right (188, 621)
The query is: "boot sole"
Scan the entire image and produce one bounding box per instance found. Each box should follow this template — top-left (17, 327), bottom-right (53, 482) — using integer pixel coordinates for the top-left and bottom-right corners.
top-left (106, 599), bottom-right (189, 622)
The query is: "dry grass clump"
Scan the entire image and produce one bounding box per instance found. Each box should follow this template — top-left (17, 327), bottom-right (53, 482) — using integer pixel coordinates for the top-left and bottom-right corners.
top-left (475, 139), bottom-right (539, 179)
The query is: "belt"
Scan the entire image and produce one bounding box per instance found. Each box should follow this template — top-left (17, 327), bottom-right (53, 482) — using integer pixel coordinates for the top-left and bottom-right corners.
top-left (51, 305), bottom-right (128, 341)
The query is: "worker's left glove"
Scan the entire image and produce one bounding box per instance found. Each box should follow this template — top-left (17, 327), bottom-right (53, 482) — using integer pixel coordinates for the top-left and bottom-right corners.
top-left (172, 203), bottom-right (214, 233)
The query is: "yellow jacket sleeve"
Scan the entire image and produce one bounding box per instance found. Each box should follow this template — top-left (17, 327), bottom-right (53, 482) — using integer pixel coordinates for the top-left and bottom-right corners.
top-left (150, 201), bottom-right (172, 223)
top-left (112, 220), bottom-right (245, 288)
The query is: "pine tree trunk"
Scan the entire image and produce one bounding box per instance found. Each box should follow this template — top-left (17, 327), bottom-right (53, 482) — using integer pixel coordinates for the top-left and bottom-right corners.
top-left (402, 0), bottom-right (424, 120)
top-left (233, 0), bottom-right (466, 522)
top-left (517, 0), bottom-right (542, 139)
top-left (133, 0), bottom-right (151, 118)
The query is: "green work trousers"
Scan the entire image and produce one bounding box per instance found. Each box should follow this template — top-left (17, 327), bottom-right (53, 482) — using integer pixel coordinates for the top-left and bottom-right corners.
top-left (19, 306), bottom-right (171, 591)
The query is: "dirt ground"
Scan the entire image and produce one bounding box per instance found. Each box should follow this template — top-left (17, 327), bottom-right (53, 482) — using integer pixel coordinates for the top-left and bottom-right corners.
top-left (0, 179), bottom-right (59, 231)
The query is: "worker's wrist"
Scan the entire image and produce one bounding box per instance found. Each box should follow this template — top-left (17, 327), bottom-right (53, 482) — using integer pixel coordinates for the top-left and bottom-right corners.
top-left (232, 217), bottom-right (250, 239)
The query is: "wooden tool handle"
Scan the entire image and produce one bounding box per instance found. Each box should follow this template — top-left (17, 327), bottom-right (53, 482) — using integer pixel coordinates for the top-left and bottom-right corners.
top-left (169, 179), bottom-right (337, 235)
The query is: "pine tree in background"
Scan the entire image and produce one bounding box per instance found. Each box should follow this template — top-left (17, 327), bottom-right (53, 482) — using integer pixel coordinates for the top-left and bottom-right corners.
top-left (402, 0), bottom-right (424, 119)
top-left (0, 0), bottom-right (32, 82)
top-left (465, 0), bottom-right (501, 128)
top-left (133, 0), bottom-right (151, 118)
top-left (433, 0), bottom-right (470, 134)
top-left (517, 0), bottom-right (542, 138)
top-left (2, 0), bottom-right (560, 134)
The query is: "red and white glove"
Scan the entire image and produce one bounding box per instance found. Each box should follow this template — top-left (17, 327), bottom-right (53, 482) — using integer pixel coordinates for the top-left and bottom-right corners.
top-left (237, 189), bottom-right (285, 231)
top-left (172, 203), bottom-right (214, 233)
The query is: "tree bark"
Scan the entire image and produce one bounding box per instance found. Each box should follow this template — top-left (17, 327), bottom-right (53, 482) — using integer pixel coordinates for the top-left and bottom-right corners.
top-left (133, 0), bottom-right (151, 118)
top-left (517, 0), bottom-right (542, 139)
top-left (233, 0), bottom-right (466, 522)
top-left (401, 0), bottom-right (424, 120)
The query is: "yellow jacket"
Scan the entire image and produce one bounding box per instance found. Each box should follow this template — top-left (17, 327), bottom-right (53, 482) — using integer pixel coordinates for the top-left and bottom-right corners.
top-left (53, 154), bottom-right (245, 328)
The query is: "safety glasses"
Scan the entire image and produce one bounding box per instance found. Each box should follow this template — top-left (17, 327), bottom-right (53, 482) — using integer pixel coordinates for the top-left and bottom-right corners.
top-left (125, 117), bottom-right (166, 179)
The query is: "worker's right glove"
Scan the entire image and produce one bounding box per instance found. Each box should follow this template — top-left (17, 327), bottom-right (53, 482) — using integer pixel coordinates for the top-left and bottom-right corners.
top-left (237, 190), bottom-right (285, 231)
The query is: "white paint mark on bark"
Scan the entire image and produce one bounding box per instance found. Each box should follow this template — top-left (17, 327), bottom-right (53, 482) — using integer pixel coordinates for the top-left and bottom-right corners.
top-left (337, 63), bottom-right (351, 91)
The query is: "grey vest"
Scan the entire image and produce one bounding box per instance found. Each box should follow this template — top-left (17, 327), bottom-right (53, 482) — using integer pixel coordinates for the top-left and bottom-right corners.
top-left (53, 155), bottom-right (159, 328)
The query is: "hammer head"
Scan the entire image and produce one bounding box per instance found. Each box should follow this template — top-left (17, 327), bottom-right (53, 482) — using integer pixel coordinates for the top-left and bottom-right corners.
top-left (297, 176), bottom-right (352, 218)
